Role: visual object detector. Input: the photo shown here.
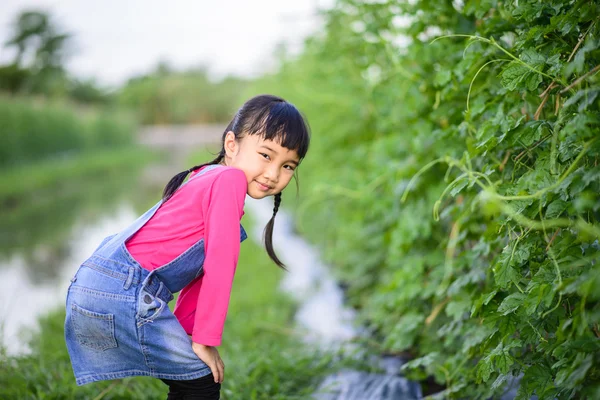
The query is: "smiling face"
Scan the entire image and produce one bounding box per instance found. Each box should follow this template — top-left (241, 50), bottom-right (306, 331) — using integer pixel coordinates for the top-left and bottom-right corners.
top-left (222, 131), bottom-right (301, 199)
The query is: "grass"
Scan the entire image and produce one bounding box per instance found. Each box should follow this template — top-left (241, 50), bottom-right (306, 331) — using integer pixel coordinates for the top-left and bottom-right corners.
top-left (0, 96), bottom-right (137, 168)
top-left (0, 214), bottom-right (341, 400)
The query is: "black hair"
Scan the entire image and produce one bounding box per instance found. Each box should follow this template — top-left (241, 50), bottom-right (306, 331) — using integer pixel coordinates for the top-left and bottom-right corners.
top-left (161, 94), bottom-right (311, 269)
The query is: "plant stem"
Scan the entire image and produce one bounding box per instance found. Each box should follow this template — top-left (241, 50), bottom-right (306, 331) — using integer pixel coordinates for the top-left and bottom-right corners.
top-left (560, 64), bottom-right (600, 93)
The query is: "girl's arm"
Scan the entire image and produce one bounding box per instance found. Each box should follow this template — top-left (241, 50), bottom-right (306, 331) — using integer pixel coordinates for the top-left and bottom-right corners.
top-left (192, 168), bottom-right (247, 346)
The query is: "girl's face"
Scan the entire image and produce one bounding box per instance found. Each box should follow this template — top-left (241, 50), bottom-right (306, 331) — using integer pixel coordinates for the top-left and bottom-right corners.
top-left (222, 131), bottom-right (300, 199)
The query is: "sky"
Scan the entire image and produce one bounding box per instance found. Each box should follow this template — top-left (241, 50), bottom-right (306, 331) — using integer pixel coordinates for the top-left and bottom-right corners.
top-left (0, 0), bottom-right (333, 87)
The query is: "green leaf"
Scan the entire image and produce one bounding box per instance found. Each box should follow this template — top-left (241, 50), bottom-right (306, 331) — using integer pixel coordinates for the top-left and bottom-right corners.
top-left (498, 293), bottom-right (526, 315)
top-left (434, 70), bottom-right (451, 87)
top-left (516, 122), bottom-right (543, 146)
top-left (449, 178), bottom-right (469, 197)
top-left (567, 339), bottom-right (600, 353)
top-left (516, 167), bottom-right (553, 192)
top-left (512, 1), bottom-right (544, 19)
top-left (492, 314), bottom-right (518, 346)
top-left (500, 62), bottom-right (530, 91)
top-left (500, 58), bottom-right (543, 92)
top-left (560, 113), bottom-right (600, 144)
top-left (563, 89), bottom-right (600, 112)
top-left (493, 247), bottom-right (521, 289)
top-left (401, 352), bottom-right (440, 371)
top-left (477, 356), bottom-right (493, 383)
top-left (582, 166), bottom-right (600, 186)
top-left (494, 263), bottom-right (520, 289)
top-left (565, 355), bottom-right (593, 389)
top-left (495, 351), bottom-right (514, 374)
top-left (446, 297), bottom-right (472, 321)
top-left (515, 364), bottom-right (553, 400)
top-left (512, 243), bottom-right (531, 265)
top-left (461, 325), bottom-right (498, 353)
top-left (525, 72), bottom-right (542, 91)
top-left (484, 289), bottom-right (498, 305)
top-left (520, 49), bottom-right (545, 70)
top-left (545, 54), bottom-right (562, 75)
top-left (546, 199), bottom-right (568, 219)
top-left (555, 354), bottom-right (593, 389)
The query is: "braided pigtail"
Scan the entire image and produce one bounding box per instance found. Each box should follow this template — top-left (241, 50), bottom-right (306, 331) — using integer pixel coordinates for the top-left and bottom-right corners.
top-left (264, 192), bottom-right (286, 270)
top-left (162, 151), bottom-right (225, 202)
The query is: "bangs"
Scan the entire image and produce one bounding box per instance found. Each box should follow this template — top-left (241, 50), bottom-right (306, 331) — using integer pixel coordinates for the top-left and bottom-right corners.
top-left (243, 101), bottom-right (310, 160)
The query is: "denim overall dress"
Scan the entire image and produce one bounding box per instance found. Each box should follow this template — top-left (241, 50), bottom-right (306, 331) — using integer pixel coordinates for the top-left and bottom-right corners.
top-left (64, 164), bottom-right (247, 385)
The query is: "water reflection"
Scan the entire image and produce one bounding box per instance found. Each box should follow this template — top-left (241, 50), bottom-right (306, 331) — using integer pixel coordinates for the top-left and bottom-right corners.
top-left (1, 170), bottom-right (139, 253)
top-left (0, 166), bottom-right (162, 355)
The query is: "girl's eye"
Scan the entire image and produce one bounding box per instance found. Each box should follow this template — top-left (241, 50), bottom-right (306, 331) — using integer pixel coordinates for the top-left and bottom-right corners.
top-left (284, 165), bottom-right (296, 171)
top-left (260, 153), bottom-right (270, 160)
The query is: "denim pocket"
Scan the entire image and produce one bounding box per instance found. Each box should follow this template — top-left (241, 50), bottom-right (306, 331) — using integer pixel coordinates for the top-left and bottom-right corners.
top-left (71, 303), bottom-right (118, 351)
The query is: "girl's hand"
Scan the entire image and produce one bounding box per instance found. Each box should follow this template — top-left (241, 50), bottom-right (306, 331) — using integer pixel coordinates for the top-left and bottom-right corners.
top-left (191, 341), bottom-right (225, 383)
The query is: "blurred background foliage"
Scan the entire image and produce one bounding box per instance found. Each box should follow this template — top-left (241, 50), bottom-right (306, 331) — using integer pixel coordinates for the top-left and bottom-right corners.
top-left (118, 63), bottom-right (248, 125)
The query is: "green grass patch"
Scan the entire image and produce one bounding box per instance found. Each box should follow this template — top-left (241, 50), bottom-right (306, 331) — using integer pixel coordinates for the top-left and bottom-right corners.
top-left (0, 96), bottom-right (137, 168)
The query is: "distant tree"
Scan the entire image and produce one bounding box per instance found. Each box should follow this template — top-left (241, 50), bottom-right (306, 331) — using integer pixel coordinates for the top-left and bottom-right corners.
top-left (155, 60), bottom-right (173, 77)
top-left (0, 64), bottom-right (30, 93)
top-left (2, 10), bottom-right (72, 96)
top-left (68, 78), bottom-right (113, 105)
top-left (5, 10), bottom-right (71, 71)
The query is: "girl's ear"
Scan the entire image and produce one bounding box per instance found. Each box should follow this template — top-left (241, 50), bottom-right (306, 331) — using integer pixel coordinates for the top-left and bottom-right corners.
top-left (223, 131), bottom-right (238, 159)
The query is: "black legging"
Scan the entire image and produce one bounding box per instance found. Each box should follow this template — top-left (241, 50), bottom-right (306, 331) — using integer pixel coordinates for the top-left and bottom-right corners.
top-left (161, 373), bottom-right (221, 400)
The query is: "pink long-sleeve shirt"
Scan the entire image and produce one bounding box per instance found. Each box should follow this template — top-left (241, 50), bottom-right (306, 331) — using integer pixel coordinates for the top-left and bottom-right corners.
top-left (125, 165), bottom-right (247, 346)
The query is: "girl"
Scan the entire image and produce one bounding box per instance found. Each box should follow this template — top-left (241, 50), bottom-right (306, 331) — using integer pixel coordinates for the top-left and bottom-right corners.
top-left (64, 94), bottom-right (310, 399)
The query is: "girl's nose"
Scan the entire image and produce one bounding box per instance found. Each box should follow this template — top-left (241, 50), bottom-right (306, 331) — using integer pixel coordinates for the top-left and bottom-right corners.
top-left (264, 165), bottom-right (279, 183)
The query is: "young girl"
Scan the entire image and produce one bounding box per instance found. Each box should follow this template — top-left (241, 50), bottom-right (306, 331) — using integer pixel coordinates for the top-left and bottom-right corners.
top-left (64, 94), bottom-right (310, 399)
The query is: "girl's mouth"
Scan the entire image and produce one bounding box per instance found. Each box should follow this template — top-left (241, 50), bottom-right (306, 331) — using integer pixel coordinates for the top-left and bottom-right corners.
top-left (256, 181), bottom-right (271, 191)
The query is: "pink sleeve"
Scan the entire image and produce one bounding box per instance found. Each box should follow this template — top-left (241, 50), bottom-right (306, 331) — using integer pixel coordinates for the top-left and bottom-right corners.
top-left (191, 168), bottom-right (247, 346)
